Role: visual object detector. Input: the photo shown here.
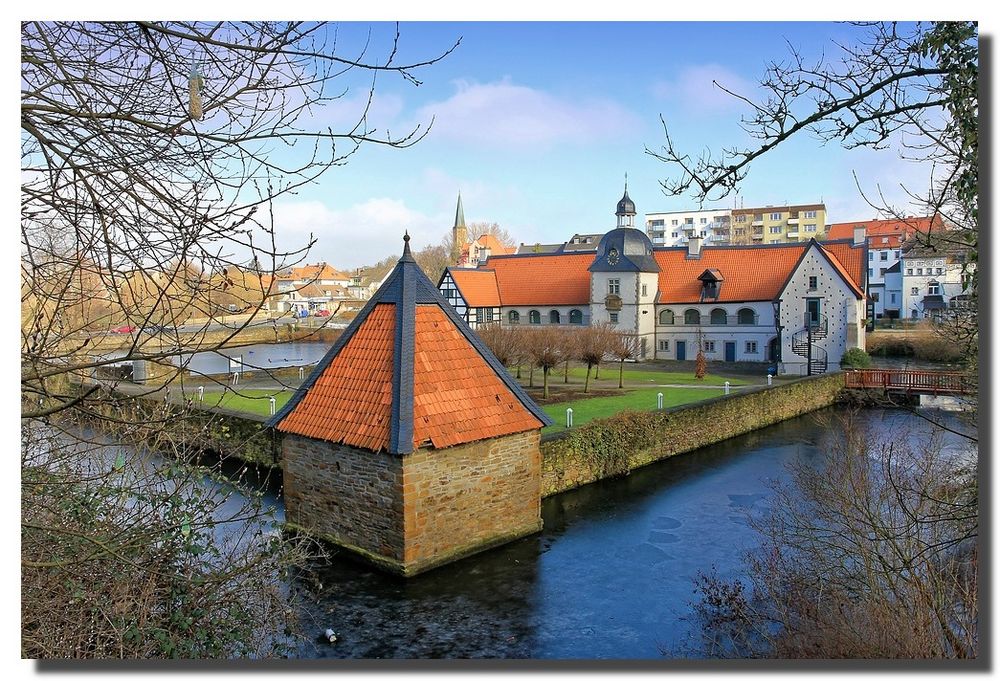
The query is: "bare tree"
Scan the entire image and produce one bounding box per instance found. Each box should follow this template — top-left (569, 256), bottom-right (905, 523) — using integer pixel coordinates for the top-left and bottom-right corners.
top-left (21, 21), bottom-right (454, 658)
top-left (475, 322), bottom-right (522, 368)
top-left (578, 323), bottom-right (616, 393)
top-left (609, 332), bottom-right (640, 389)
top-left (467, 221), bottom-right (516, 249)
top-left (525, 326), bottom-right (569, 399)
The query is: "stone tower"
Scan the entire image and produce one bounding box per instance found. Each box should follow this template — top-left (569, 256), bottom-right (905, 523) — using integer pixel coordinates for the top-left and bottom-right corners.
top-left (270, 234), bottom-right (551, 576)
top-left (452, 192), bottom-right (468, 263)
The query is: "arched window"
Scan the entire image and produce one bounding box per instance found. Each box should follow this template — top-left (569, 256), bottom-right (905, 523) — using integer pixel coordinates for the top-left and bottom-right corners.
top-left (737, 308), bottom-right (755, 325)
top-left (684, 309), bottom-right (701, 325)
top-left (569, 309), bottom-right (583, 325)
top-left (508, 310), bottom-right (520, 325)
top-left (549, 310), bottom-right (561, 324)
top-left (659, 309), bottom-right (675, 325)
top-left (710, 308), bottom-right (728, 325)
top-left (529, 310), bottom-right (541, 325)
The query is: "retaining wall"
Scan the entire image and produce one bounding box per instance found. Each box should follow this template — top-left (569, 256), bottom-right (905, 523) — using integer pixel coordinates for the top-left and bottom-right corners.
top-left (539, 372), bottom-right (846, 497)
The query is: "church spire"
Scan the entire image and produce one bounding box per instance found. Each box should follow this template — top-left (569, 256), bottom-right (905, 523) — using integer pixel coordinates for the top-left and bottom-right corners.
top-left (452, 192), bottom-right (468, 264)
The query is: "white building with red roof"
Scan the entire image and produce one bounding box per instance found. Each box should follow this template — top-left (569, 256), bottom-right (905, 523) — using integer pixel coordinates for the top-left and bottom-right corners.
top-left (440, 187), bottom-right (868, 376)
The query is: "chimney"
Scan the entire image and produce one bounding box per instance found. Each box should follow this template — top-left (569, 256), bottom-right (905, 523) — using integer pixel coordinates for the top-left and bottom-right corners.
top-left (853, 225), bottom-right (866, 245)
top-left (687, 235), bottom-right (704, 258)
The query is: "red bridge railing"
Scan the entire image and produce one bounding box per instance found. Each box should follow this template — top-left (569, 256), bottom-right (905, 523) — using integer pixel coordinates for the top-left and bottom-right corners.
top-left (844, 369), bottom-right (971, 395)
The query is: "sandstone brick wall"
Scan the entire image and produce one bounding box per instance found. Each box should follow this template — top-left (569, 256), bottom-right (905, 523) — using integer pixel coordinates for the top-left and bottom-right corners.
top-left (281, 434), bottom-right (404, 563)
top-left (401, 429), bottom-right (542, 573)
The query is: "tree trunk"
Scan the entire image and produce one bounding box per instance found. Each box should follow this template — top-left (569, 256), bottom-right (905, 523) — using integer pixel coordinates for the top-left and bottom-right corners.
top-left (529, 365), bottom-right (534, 387)
top-left (618, 360), bottom-right (625, 389)
top-left (543, 367), bottom-right (549, 398)
top-left (584, 364), bottom-right (592, 393)
top-left (595, 364), bottom-right (600, 380)
top-left (516, 364), bottom-right (522, 379)
top-left (563, 358), bottom-right (570, 383)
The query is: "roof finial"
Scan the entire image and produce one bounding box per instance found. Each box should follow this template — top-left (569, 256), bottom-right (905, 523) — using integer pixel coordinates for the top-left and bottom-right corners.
top-left (625, 172), bottom-right (628, 193)
top-left (402, 230), bottom-right (412, 258)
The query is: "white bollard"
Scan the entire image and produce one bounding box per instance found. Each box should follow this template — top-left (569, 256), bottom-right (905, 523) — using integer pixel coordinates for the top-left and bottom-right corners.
top-left (767, 374), bottom-right (772, 386)
top-left (566, 407), bottom-right (574, 428)
top-left (725, 381), bottom-right (730, 395)
top-left (298, 366), bottom-right (305, 380)
top-left (657, 392), bottom-right (664, 409)
top-left (197, 386), bottom-right (204, 402)
top-left (269, 396), bottom-right (276, 416)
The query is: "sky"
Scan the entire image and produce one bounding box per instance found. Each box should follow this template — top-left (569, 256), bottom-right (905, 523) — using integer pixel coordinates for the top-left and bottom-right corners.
top-left (264, 21), bottom-right (946, 271)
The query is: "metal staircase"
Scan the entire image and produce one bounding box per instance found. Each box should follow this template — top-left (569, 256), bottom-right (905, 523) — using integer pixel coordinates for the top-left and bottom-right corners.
top-left (791, 312), bottom-right (828, 375)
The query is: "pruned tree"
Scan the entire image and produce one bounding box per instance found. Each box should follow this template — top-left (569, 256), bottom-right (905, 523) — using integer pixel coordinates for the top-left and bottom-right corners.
top-left (475, 322), bottom-right (522, 368)
top-left (467, 221), bottom-right (516, 249)
top-left (560, 328), bottom-right (580, 384)
top-left (525, 326), bottom-right (569, 399)
top-left (21, 21), bottom-right (454, 658)
top-left (609, 331), bottom-right (640, 389)
top-left (578, 323), bottom-right (616, 393)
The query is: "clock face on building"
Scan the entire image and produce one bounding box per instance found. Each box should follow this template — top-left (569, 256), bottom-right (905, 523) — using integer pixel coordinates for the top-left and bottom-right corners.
top-left (607, 247), bottom-right (620, 266)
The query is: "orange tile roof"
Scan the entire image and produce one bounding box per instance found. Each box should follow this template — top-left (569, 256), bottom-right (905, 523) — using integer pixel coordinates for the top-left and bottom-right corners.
top-left (284, 263), bottom-right (351, 281)
top-left (654, 244), bottom-right (808, 303)
top-left (448, 269), bottom-right (501, 307)
top-left (472, 233), bottom-right (515, 255)
top-left (481, 253), bottom-right (593, 306)
top-left (276, 303), bottom-right (395, 451)
top-left (827, 216), bottom-right (944, 246)
top-left (820, 240), bottom-right (867, 295)
top-left (412, 305), bottom-right (543, 449)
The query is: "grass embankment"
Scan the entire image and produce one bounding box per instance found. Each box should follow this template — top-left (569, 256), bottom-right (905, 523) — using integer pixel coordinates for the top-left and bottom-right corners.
top-left (540, 386), bottom-right (725, 434)
top-left (194, 388), bottom-right (293, 418)
top-left (866, 330), bottom-right (964, 362)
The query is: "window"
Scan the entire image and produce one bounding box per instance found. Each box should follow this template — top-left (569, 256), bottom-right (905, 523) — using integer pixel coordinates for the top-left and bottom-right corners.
top-left (704, 340), bottom-right (716, 352)
top-left (916, 268), bottom-right (923, 275)
top-left (871, 292), bottom-right (880, 302)
top-left (890, 293), bottom-right (897, 303)
top-left (671, 219), bottom-right (679, 226)
top-left (770, 212), bottom-right (782, 221)
top-left (641, 283), bottom-right (648, 298)
top-left (804, 210), bottom-right (817, 218)
top-left (869, 268), bottom-right (874, 278)
top-left (609, 312), bottom-right (619, 324)
top-left (736, 215), bottom-right (747, 223)
top-left (684, 309), bottom-right (700, 325)
top-left (700, 217), bottom-right (707, 224)
top-left (880, 251), bottom-right (888, 261)
top-left (936, 267), bottom-right (943, 275)
top-left (734, 228), bottom-right (746, 236)
top-left (868, 251), bottom-right (874, 260)
top-left (650, 219), bottom-right (664, 227)
top-left (879, 268), bottom-right (887, 277)
top-left (769, 226), bottom-right (782, 234)
top-left (685, 217), bottom-right (694, 225)
top-left (608, 279), bottom-right (620, 295)
top-left (805, 224), bottom-right (817, 232)
top-left (508, 310), bottom-right (520, 324)
top-left (881, 237), bottom-right (889, 244)
top-left (911, 287), bottom-right (919, 295)
top-left (658, 340), bottom-right (669, 352)
top-left (928, 281), bottom-right (941, 295)
top-left (893, 250), bottom-right (900, 258)
top-left (659, 309), bottom-right (675, 325)
top-left (737, 308), bottom-right (755, 325)
top-left (549, 310), bottom-right (561, 324)
top-left (701, 231), bottom-right (707, 238)
top-left (569, 309), bottom-right (583, 325)
top-left (745, 341), bottom-right (758, 354)
top-left (808, 276), bottom-right (818, 290)
top-left (529, 310), bottom-right (540, 325)
top-left (906, 268), bottom-right (913, 275)
top-left (710, 308), bottom-right (727, 325)
top-left (671, 232), bottom-right (678, 238)
top-left (482, 308), bottom-right (495, 323)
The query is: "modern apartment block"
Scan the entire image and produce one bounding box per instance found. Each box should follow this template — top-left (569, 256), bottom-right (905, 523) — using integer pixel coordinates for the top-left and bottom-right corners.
top-left (729, 203), bottom-right (827, 244)
top-left (644, 208), bottom-right (732, 246)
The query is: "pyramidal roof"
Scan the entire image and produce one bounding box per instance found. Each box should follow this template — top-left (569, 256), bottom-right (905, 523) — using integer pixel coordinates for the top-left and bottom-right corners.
top-left (269, 234), bottom-right (551, 454)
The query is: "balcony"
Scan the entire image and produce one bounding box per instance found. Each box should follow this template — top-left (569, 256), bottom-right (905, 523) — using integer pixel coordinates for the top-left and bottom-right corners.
top-left (787, 217), bottom-right (800, 225)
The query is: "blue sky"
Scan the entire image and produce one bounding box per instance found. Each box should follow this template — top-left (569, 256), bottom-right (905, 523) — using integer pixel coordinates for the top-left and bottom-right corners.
top-left (270, 21), bottom-right (936, 269)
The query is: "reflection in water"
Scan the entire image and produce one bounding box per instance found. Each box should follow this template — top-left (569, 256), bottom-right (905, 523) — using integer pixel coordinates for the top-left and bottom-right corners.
top-left (172, 341), bottom-right (333, 376)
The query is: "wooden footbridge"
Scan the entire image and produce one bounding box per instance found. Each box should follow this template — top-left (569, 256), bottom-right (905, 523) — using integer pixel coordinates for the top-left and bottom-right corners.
top-left (844, 369), bottom-right (972, 396)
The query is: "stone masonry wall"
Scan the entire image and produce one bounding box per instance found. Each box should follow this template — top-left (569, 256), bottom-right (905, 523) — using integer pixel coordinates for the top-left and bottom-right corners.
top-left (281, 434), bottom-right (405, 568)
top-left (401, 429), bottom-right (542, 575)
top-left (540, 372), bottom-right (846, 497)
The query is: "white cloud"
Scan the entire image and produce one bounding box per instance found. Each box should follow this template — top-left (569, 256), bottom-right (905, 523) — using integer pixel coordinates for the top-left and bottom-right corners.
top-left (413, 77), bottom-right (641, 149)
top-left (271, 198), bottom-right (445, 269)
top-left (651, 64), bottom-right (757, 113)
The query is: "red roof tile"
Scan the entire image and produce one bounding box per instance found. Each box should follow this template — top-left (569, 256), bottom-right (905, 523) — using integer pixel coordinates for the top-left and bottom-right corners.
top-left (448, 269), bottom-right (501, 307)
top-left (481, 253), bottom-right (593, 306)
top-left (827, 216), bottom-right (944, 246)
top-left (412, 305), bottom-right (543, 448)
top-left (276, 303), bottom-right (395, 451)
top-left (654, 244), bottom-right (809, 303)
top-left (819, 240), bottom-right (867, 296)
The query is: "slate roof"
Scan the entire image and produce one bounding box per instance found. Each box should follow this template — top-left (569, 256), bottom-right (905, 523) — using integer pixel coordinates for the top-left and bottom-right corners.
top-left (270, 235), bottom-right (550, 453)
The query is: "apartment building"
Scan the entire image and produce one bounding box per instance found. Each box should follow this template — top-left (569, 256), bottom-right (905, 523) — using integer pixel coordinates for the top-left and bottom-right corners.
top-left (644, 208), bottom-right (732, 246)
top-left (730, 203), bottom-right (826, 244)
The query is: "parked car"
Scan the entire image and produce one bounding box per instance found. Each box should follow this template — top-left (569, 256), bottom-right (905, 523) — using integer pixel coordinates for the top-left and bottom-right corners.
top-left (113, 325), bottom-right (136, 334)
top-left (314, 309), bottom-right (331, 317)
top-left (297, 309), bottom-right (310, 318)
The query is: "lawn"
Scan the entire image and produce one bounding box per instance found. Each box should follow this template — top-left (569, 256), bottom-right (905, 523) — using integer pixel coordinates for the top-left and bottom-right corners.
top-left (541, 386), bottom-right (726, 434)
top-left (193, 388), bottom-right (293, 417)
top-left (517, 364), bottom-right (752, 388)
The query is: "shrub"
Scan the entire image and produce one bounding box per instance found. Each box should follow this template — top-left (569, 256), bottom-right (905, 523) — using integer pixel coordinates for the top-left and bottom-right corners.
top-left (840, 347), bottom-right (872, 368)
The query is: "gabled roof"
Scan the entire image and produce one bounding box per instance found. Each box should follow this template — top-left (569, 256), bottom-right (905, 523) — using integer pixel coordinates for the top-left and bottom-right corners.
top-left (654, 243), bottom-right (807, 303)
top-left (270, 235), bottom-right (550, 453)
